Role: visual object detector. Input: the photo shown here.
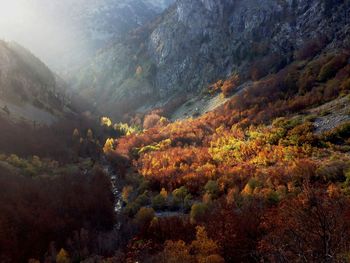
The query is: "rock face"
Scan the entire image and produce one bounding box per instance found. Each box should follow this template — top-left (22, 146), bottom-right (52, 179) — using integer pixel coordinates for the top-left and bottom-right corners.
top-left (148, 0), bottom-right (349, 96)
top-left (72, 0), bottom-right (350, 118)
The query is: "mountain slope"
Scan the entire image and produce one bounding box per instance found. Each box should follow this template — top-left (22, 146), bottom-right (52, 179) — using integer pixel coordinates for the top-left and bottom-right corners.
top-left (0, 40), bottom-right (73, 124)
top-left (71, 0), bottom-right (350, 119)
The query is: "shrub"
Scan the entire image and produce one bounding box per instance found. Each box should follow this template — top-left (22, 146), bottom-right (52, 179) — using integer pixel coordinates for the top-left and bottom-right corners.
top-left (250, 53), bottom-right (285, 81)
top-left (266, 190), bottom-right (281, 205)
top-left (114, 122), bottom-right (138, 136)
top-left (318, 54), bottom-right (348, 82)
top-left (190, 203), bottom-right (208, 223)
top-left (295, 36), bottom-right (328, 60)
top-left (135, 207), bottom-right (155, 228)
top-left (286, 122), bottom-right (315, 146)
top-left (298, 58), bottom-right (325, 93)
top-left (135, 191), bottom-right (150, 207)
top-left (341, 78), bottom-right (350, 91)
top-left (242, 178), bottom-right (261, 196)
top-left (152, 194), bottom-right (167, 211)
top-left (323, 122), bottom-right (350, 144)
top-left (191, 226), bottom-right (223, 262)
top-left (173, 186), bottom-right (189, 209)
top-left (204, 180), bottom-right (220, 198)
top-left (208, 80), bottom-right (224, 95)
top-left (143, 113), bottom-right (161, 129)
top-left (221, 74), bottom-right (240, 97)
top-left (125, 201), bottom-right (141, 217)
top-left (316, 161), bottom-right (348, 183)
top-left (122, 185), bottom-right (134, 203)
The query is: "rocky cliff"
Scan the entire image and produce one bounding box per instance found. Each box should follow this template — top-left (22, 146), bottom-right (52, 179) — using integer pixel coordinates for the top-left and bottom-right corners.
top-left (72, 0), bottom-right (350, 119)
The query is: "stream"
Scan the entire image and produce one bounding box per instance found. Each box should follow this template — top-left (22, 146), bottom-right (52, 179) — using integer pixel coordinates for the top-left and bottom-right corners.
top-left (101, 159), bottom-right (185, 221)
top-left (102, 161), bottom-right (123, 231)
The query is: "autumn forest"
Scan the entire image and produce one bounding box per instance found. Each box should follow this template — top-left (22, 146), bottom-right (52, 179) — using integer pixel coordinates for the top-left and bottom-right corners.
top-left (1, 0), bottom-right (350, 262)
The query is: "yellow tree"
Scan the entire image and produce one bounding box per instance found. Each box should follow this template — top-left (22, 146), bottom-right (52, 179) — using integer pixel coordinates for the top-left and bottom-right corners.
top-left (56, 248), bottom-right (70, 263)
top-left (191, 226), bottom-right (224, 263)
top-left (161, 240), bottom-right (193, 263)
top-left (160, 188), bottom-right (168, 199)
top-left (101, 117), bottom-right (112, 127)
top-left (103, 138), bottom-right (115, 154)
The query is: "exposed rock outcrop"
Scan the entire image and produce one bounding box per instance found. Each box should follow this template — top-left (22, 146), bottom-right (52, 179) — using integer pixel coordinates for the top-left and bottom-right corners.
top-left (72, 0), bottom-right (350, 118)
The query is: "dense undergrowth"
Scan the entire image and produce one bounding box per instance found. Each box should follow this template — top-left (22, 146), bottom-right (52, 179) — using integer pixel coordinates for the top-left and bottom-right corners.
top-left (0, 115), bottom-right (121, 262)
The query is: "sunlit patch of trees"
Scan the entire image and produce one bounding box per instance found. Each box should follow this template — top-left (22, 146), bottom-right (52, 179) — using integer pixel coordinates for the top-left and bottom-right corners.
top-left (101, 47), bottom-right (350, 262)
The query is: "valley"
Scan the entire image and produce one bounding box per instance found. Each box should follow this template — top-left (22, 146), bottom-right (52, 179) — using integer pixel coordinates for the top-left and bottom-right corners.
top-left (0, 0), bottom-right (350, 262)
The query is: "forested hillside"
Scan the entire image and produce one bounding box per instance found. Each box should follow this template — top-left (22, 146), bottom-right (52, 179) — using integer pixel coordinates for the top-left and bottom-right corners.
top-left (97, 45), bottom-right (350, 262)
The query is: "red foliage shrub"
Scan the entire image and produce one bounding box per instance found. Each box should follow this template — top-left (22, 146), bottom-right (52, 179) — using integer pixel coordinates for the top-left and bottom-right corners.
top-left (318, 53), bottom-right (349, 82)
top-left (205, 199), bottom-right (264, 262)
top-left (295, 36), bottom-right (328, 60)
top-left (221, 74), bottom-right (240, 97)
top-left (143, 113), bottom-right (161, 129)
top-left (208, 79), bottom-right (224, 94)
top-left (250, 53), bottom-right (285, 81)
top-left (146, 216), bottom-right (195, 244)
top-left (259, 189), bottom-right (350, 262)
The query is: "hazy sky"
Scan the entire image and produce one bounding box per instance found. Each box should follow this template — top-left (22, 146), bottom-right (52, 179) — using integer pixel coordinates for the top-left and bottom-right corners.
top-left (0, 0), bottom-right (172, 71)
top-left (0, 0), bottom-right (88, 70)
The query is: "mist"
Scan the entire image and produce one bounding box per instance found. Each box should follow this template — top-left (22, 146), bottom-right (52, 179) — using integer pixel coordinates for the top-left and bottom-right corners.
top-left (0, 0), bottom-right (174, 73)
top-left (0, 0), bottom-right (94, 71)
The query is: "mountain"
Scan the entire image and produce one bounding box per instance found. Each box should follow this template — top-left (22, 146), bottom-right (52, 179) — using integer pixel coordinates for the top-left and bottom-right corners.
top-left (47, 0), bottom-right (175, 69)
top-left (0, 0), bottom-right (174, 71)
top-left (0, 0), bottom-right (178, 122)
top-left (0, 40), bottom-right (73, 124)
top-left (71, 0), bottom-right (350, 119)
